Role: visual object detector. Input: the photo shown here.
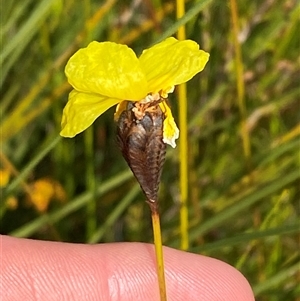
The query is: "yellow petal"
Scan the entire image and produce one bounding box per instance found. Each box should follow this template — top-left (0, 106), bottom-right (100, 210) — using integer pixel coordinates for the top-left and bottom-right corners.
top-left (65, 41), bottom-right (148, 100)
top-left (60, 90), bottom-right (120, 137)
top-left (139, 37), bottom-right (209, 93)
top-left (159, 101), bottom-right (179, 148)
top-left (114, 100), bottom-right (129, 122)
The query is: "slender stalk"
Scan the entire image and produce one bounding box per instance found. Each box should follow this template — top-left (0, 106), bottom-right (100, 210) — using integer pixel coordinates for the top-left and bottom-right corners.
top-left (176, 0), bottom-right (189, 250)
top-left (229, 0), bottom-right (251, 167)
top-left (149, 201), bottom-right (167, 301)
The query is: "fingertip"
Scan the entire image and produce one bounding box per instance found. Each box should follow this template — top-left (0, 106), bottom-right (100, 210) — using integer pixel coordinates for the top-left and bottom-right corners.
top-left (162, 246), bottom-right (255, 301)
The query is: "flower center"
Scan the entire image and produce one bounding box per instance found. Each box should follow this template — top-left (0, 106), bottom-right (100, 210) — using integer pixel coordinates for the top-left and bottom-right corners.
top-left (133, 86), bottom-right (174, 120)
top-left (132, 97), bottom-right (162, 120)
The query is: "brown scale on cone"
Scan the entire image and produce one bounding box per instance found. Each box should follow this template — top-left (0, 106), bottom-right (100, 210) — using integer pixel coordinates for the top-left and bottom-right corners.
top-left (116, 100), bottom-right (166, 211)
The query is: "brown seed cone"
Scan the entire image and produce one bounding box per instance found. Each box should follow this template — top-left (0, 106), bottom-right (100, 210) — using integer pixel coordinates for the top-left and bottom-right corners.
top-left (116, 101), bottom-right (166, 204)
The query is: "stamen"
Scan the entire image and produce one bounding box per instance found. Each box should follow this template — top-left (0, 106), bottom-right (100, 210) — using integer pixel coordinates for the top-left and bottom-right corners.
top-left (140, 92), bottom-right (162, 104)
top-left (132, 106), bottom-right (145, 120)
top-left (151, 92), bottom-right (160, 101)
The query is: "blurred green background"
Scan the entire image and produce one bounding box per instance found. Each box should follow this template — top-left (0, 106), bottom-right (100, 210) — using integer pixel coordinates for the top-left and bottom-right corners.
top-left (1, 0), bottom-right (299, 300)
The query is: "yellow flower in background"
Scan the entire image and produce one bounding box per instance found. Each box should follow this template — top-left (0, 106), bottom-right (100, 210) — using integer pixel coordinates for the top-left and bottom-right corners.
top-left (61, 37), bottom-right (209, 147)
top-left (6, 196), bottom-right (18, 210)
top-left (0, 169), bottom-right (10, 188)
top-left (28, 178), bottom-right (66, 212)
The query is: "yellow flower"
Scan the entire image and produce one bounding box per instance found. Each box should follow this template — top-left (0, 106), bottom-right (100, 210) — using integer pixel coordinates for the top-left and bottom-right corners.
top-left (0, 169), bottom-right (10, 188)
top-left (61, 37), bottom-right (209, 147)
top-left (28, 178), bottom-right (66, 212)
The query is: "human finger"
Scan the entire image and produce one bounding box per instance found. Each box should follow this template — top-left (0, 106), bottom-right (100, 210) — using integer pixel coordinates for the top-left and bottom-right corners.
top-left (1, 235), bottom-right (254, 301)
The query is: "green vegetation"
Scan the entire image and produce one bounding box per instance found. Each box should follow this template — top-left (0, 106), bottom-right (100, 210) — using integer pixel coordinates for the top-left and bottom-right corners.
top-left (1, 1), bottom-right (299, 300)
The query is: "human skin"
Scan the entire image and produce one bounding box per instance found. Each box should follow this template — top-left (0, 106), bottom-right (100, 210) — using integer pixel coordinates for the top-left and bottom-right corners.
top-left (1, 235), bottom-right (254, 300)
